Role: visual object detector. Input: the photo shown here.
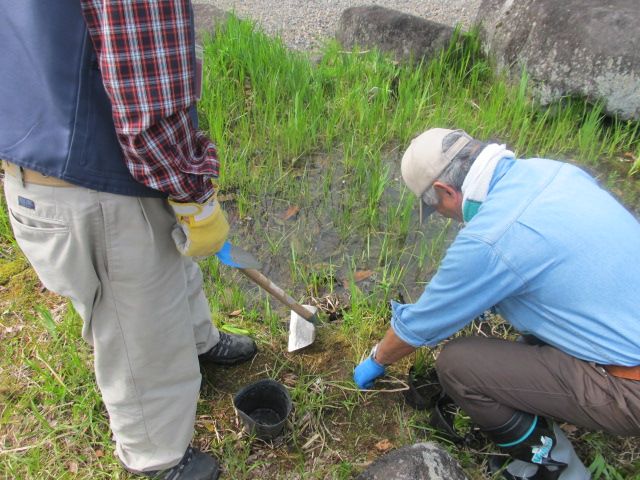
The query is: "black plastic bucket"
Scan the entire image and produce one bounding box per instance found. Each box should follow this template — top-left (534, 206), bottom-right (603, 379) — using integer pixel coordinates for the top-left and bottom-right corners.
top-left (233, 379), bottom-right (292, 440)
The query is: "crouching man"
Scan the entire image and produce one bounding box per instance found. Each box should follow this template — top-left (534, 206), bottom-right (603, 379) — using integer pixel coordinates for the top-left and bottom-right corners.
top-left (354, 128), bottom-right (640, 479)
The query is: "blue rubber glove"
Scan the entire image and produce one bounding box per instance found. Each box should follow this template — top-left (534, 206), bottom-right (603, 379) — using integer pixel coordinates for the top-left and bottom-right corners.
top-left (354, 356), bottom-right (386, 389)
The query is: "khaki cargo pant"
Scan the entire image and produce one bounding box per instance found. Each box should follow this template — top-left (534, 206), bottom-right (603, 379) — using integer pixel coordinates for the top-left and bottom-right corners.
top-left (4, 173), bottom-right (219, 472)
top-left (436, 336), bottom-right (640, 436)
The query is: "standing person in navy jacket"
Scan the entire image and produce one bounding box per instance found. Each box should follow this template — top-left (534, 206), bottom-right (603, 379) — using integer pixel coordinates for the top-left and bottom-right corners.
top-left (1, 2), bottom-right (254, 478)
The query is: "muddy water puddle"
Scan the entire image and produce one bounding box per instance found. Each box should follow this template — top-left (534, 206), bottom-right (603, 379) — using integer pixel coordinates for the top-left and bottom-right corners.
top-left (220, 147), bottom-right (456, 318)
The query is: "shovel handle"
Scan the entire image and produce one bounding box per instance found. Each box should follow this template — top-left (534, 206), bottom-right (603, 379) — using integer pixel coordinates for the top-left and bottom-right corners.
top-left (239, 268), bottom-right (316, 322)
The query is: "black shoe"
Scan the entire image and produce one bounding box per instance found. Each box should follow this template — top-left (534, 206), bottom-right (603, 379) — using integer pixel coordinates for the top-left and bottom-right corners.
top-left (125, 447), bottom-right (220, 480)
top-left (199, 332), bottom-right (257, 366)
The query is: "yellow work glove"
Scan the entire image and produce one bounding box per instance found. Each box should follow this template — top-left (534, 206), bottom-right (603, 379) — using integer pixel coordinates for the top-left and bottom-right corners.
top-left (169, 193), bottom-right (229, 257)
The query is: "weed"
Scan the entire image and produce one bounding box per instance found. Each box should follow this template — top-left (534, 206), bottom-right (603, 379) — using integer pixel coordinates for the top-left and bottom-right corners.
top-left (410, 348), bottom-right (431, 377)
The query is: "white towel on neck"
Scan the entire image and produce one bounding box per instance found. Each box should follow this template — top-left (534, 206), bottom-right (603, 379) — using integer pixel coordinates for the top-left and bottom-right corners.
top-left (461, 144), bottom-right (514, 222)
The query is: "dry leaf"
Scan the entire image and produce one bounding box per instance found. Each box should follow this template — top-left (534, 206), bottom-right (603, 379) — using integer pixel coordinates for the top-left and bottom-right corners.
top-left (67, 461), bottom-right (79, 473)
top-left (2, 325), bottom-right (24, 335)
top-left (282, 372), bottom-right (298, 387)
top-left (94, 449), bottom-right (104, 458)
top-left (227, 309), bottom-right (242, 317)
top-left (302, 433), bottom-right (322, 450)
top-left (281, 205), bottom-right (300, 220)
top-left (353, 270), bottom-right (374, 282)
top-left (374, 439), bottom-right (394, 453)
top-left (342, 270), bottom-right (375, 289)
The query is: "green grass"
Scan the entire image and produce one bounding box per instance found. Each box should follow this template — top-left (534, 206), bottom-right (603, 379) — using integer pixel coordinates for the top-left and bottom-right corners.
top-left (2, 15), bottom-right (640, 479)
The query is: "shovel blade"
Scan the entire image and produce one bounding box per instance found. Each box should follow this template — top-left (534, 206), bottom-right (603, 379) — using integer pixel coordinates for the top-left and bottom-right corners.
top-left (215, 241), bottom-right (261, 270)
top-left (287, 305), bottom-right (317, 352)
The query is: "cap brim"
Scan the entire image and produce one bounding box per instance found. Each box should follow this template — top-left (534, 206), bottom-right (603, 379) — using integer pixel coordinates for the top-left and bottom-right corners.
top-left (419, 201), bottom-right (436, 224)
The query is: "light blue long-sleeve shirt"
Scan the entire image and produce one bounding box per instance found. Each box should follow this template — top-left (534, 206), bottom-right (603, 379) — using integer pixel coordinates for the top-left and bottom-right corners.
top-left (392, 157), bottom-right (640, 366)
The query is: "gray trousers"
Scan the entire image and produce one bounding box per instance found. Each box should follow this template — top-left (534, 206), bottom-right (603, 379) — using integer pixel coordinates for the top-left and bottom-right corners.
top-left (436, 336), bottom-right (640, 436)
top-left (4, 174), bottom-right (219, 472)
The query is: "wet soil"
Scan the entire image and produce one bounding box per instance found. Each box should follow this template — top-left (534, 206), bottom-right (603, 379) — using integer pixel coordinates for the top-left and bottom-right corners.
top-left (219, 147), bottom-right (456, 322)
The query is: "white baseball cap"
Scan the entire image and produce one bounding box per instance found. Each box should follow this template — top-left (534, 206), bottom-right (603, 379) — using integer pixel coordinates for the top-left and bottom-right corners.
top-left (401, 128), bottom-right (471, 220)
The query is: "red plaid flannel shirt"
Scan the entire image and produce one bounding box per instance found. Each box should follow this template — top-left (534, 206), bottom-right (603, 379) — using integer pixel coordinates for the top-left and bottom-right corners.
top-left (80, 0), bottom-right (217, 203)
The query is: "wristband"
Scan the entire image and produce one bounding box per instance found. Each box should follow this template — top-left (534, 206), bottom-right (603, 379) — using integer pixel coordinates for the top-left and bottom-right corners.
top-left (371, 343), bottom-right (391, 367)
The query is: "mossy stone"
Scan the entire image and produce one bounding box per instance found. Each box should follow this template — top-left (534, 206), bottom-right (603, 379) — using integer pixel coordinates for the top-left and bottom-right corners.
top-left (0, 258), bottom-right (28, 285)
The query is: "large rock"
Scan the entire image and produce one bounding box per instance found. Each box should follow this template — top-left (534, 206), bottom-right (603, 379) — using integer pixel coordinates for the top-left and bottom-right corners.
top-left (356, 442), bottom-right (468, 480)
top-left (476, 0), bottom-right (640, 120)
top-left (337, 6), bottom-right (455, 63)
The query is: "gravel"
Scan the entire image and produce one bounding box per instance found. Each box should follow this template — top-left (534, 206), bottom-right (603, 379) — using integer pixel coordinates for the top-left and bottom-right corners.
top-left (193, 0), bottom-right (481, 51)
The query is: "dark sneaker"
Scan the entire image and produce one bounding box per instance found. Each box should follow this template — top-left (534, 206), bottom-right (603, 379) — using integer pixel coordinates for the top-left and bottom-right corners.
top-left (199, 332), bottom-right (257, 366)
top-left (125, 447), bottom-right (219, 480)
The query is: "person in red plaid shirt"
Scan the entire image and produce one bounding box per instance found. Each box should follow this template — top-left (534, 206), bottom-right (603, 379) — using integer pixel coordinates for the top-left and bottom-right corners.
top-left (1, 2), bottom-right (255, 478)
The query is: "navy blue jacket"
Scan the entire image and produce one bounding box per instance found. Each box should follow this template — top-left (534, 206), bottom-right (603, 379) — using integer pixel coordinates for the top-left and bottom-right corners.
top-left (0, 0), bottom-right (197, 197)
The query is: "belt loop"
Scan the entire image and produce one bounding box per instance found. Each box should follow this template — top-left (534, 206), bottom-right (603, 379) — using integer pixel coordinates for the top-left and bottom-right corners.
top-left (19, 166), bottom-right (25, 188)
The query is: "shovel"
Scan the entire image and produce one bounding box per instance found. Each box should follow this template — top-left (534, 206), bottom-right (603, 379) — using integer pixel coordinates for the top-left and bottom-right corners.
top-left (215, 241), bottom-right (318, 352)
